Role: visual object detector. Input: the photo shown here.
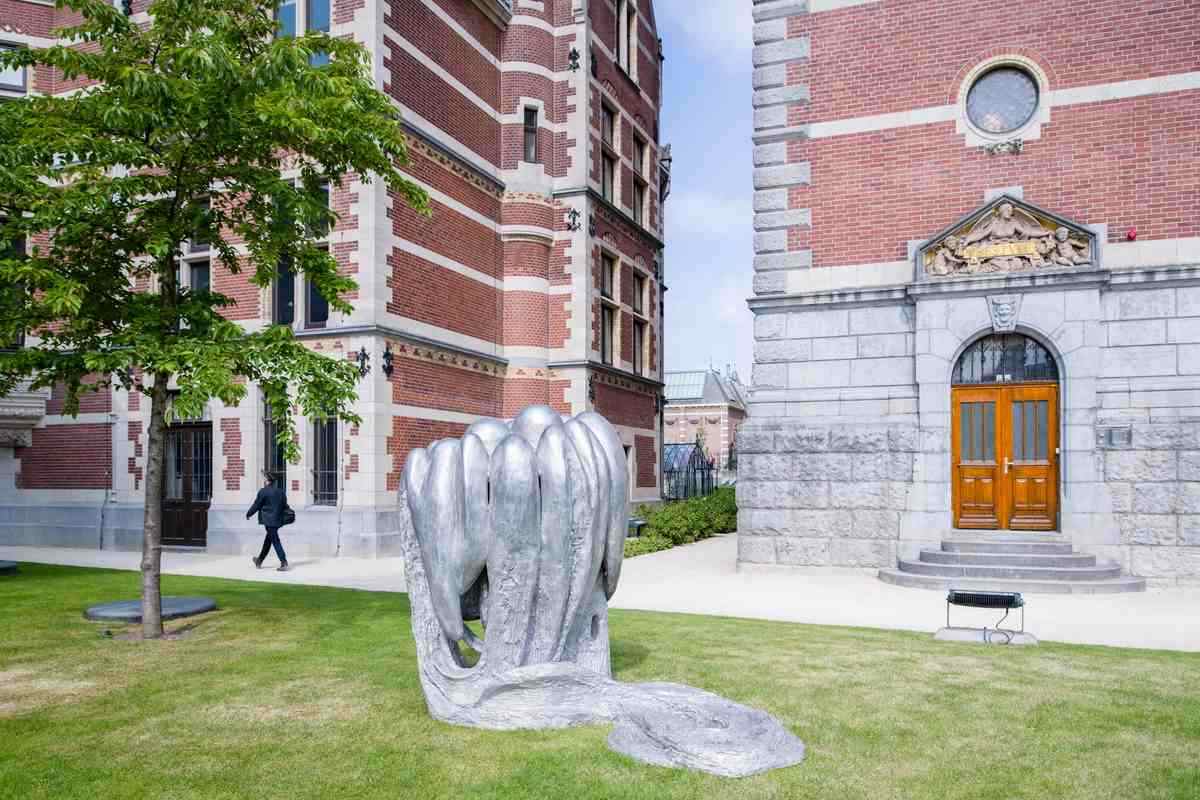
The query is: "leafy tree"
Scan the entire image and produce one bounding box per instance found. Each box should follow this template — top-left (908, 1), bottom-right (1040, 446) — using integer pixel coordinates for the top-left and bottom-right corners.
top-left (0, 0), bottom-right (428, 637)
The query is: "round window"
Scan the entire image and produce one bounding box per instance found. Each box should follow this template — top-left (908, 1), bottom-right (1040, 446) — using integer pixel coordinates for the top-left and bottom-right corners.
top-left (965, 67), bottom-right (1039, 134)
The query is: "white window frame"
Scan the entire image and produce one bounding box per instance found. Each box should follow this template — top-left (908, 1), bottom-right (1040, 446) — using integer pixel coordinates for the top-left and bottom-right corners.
top-left (271, 179), bottom-right (332, 330)
top-left (0, 43), bottom-right (28, 97)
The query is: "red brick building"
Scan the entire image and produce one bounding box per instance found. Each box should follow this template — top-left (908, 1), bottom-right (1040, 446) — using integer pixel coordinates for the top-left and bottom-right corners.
top-left (664, 368), bottom-right (748, 479)
top-left (0, 0), bottom-right (667, 556)
top-left (740, 0), bottom-right (1199, 588)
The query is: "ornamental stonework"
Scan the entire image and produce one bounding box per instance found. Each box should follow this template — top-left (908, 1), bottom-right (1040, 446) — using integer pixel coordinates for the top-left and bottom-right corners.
top-left (920, 196), bottom-right (1095, 279)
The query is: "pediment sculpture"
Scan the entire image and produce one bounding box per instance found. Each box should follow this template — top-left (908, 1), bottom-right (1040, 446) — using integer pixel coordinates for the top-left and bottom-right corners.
top-left (920, 197), bottom-right (1095, 278)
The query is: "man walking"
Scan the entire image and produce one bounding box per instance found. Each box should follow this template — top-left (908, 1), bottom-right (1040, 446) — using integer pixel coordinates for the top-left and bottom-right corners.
top-left (247, 471), bottom-right (291, 571)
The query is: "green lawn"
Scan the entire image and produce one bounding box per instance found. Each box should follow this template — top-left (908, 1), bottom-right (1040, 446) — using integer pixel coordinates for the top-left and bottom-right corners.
top-left (1, 565), bottom-right (1197, 800)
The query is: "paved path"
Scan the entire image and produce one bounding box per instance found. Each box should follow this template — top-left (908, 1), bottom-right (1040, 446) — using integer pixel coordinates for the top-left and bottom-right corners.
top-left (3, 536), bottom-right (1198, 652)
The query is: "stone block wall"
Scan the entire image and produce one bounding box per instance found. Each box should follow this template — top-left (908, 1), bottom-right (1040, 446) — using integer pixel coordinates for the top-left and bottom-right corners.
top-left (1095, 284), bottom-right (1200, 583)
top-left (736, 419), bottom-right (918, 569)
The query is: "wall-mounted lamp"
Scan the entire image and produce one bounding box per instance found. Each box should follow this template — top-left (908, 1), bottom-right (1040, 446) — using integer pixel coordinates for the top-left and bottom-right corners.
top-left (356, 346), bottom-right (370, 378)
top-left (566, 208), bottom-right (582, 232)
top-left (568, 47), bottom-right (581, 72)
top-left (382, 343), bottom-right (395, 377)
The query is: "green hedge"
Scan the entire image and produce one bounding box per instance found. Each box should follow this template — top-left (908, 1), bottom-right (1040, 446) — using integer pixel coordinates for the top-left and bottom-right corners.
top-left (623, 486), bottom-right (737, 558)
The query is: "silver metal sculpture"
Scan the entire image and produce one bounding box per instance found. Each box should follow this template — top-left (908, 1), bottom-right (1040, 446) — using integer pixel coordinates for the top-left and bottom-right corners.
top-left (399, 405), bottom-right (805, 777)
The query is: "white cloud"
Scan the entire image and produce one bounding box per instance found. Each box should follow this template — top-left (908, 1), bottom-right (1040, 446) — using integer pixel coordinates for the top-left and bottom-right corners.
top-left (656, 0), bottom-right (753, 71)
top-left (665, 188), bottom-right (753, 240)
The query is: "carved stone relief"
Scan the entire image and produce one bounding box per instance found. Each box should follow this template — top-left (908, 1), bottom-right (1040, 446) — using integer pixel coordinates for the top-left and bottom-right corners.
top-left (988, 295), bottom-right (1022, 332)
top-left (923, 200), bottom-right (1093, 278)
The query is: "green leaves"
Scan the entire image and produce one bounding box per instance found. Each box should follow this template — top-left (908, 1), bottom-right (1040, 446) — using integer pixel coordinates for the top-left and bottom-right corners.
top-left (0, 0), bottom-right (429, 459)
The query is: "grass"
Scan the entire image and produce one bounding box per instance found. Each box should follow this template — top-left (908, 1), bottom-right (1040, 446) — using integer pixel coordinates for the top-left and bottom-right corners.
top-left (1, 565), bottom-right (1198, 800)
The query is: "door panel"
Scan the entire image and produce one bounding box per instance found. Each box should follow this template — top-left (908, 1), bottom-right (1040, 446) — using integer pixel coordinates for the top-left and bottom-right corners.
top-left (951, 389), bottom-right (1002, 528)
top-left (952, 384), bottom-right (1058, 530)
top-left (162, 423), bottom-right (212, 547)
top-left (1006, 386), bottom-right (1057, 530)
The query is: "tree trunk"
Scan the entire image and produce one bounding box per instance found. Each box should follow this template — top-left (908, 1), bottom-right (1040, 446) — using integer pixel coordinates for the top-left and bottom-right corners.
top-left (140, 374), bottom-right (170, 639)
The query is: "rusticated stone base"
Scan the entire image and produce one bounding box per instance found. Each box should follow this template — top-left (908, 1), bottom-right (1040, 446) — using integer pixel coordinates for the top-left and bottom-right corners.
top-left (736, 418), bottom-right (918, 569)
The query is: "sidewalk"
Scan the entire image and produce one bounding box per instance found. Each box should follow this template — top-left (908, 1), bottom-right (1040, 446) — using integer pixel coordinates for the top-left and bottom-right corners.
top-left (4, 536), bottom-right (1198, 652)
top-left (0, 545), bottom-right (407, 594)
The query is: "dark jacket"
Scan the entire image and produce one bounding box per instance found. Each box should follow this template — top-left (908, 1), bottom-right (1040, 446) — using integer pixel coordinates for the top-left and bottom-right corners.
top-left (247, 485), bottom-right (290, 529)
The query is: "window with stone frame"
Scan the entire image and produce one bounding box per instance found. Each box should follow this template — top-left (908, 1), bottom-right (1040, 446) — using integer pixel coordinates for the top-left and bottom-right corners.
top-left (276, 0), bottom-right (331, 66)
top-left (601, 305), bottom-right (615, 365)
top-left (601, 104), bottom-right (615, 146)
top-left (633, 319), bottom-right (645, 375)
top-left (523, 107), bottom-right (539, 163)
top-left (271, 180), bottom-right (331, 329)
top-left (312, 416), bottom-right (337, 505)
top-left (0, 44), bottom-right (27, 96)
top-left (632, 180), bottom-right (645, 225)
top-left (601, 252), bottom-right (615, 300)
top-left (263, 403), bottom-right (287, 489)
top-left (632, 272), bottom-right (645, 314)
top-left (617, 0), bottom-right (638, 84)
top-left (602, 154), bottom-right (615, 203)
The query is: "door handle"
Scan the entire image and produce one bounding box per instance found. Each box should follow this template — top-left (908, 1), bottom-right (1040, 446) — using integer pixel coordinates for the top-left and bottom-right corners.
top-left (1003, 456), bottom-right (1010, 474)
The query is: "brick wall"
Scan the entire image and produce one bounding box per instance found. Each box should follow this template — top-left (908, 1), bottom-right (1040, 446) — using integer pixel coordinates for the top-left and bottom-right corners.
top-left (386, 416), bottom-right (469, 491)
top-left (794, 96), bottom-right (1200, 267)
top-left (635, 433), bottom-right (656, 488)
top-left (220, 418), bottom-right (243, 491)
top-left (593, 380), bottom-right (655, 430)
top-left (17, 424), bottom-right (112, 489)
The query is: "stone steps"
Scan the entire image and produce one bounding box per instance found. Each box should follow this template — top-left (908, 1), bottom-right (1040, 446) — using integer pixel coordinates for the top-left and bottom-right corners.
top-left (942, 540), bottom-right (1074, 555)
top-left (878, 569), bottom-right (1148, 594)
top-left (921, 549), bottom-right (1097, 568)
top-left (897, 558), bottom-right (1122, 581)
top-left (877, 534), bottom-right (1146, 594)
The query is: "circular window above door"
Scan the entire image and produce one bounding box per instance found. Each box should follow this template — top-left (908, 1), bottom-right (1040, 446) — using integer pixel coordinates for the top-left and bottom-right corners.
top-left (965, 67), bottom-right (1040, 134)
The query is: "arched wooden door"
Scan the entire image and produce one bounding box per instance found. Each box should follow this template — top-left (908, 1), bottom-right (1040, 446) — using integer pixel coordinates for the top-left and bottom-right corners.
top-left (951, 334), bottom-right (1059, 531)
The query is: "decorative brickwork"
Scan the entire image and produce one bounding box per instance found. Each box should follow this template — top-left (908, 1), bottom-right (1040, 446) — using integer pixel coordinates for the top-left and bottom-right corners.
top-left (18, 424), bottom-right (112, 490)
top-left (220, 418), bottom-right (243, 491)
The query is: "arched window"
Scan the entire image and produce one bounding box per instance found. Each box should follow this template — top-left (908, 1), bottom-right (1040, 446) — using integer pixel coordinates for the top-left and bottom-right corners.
top-left (952, 333), bottom-right (1058, 385)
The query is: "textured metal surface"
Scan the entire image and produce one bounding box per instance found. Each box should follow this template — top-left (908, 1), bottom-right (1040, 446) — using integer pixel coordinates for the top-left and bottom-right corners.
top-left (400, 405), bottom-right (805, 777)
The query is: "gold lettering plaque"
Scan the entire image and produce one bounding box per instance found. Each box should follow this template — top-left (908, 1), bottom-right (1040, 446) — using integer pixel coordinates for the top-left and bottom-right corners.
top-left (960, 240), bottom-right (1040, 261)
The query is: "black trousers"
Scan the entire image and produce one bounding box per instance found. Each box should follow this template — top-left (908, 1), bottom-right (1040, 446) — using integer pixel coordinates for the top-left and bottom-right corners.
top-left (257, 527), bottom-right (287, 564)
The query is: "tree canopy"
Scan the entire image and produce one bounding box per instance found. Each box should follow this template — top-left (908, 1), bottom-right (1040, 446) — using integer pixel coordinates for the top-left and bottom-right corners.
top-left (0, 0), bottom-right (429, 444)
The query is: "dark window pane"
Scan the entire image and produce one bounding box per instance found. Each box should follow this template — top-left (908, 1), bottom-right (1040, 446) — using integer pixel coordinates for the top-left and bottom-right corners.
top-left (983, 402), bottom-right (995, 462)
top-left (601, 307), bottom-right (614, 364)
top-left (602, 156), bottom-right (614, 202)
top-left (633, 321), bottom-right (644, 374)
top-left (274, 258), bottom-right (295, 325)
top-left (307, 279), bottom-right (329, 327)
top-left (313, 418), bottom-right (338, 505)
top-left (190, 261), bottom-right (210, 293)
top-left (601, 255), bottom-right (614, 299)
top-left (264, 409), bottom-right (287, 488)
top-left (524, 108), bottom-right (538, 162)
top-left (633, 183), bottom-right (644, 224)
top-left (1036, 400), bottom-right (1048, 460)
top-left (192, 427), bottom-right (212, 501)
top-left (602, 106), bottom-right (614, 144)
top-left (633, 274), bottom-right (644, 313)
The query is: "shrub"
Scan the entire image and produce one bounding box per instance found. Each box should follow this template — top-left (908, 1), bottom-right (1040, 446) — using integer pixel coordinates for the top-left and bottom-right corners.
top-left (625, 486), bottom-right (738, 557)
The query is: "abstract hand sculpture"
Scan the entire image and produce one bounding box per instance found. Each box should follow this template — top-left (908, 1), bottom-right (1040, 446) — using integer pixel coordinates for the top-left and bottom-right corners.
top-left (399, 406), bottom-right (805, 777)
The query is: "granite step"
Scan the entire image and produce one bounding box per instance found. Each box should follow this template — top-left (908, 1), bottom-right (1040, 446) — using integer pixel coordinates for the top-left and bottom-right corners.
top-left (920, 549), bottom-right (1097, 568)
top-left (878, 569), bottom-right (1148, 594)
top-left (942, 540), bottom-right (1074, 555)
top-left (897, 558), bottom-right (1122, 581)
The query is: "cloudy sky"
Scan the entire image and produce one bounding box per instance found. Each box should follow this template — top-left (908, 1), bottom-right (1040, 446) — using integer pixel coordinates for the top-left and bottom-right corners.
top-left (655, 0), bottom-right (755, 381)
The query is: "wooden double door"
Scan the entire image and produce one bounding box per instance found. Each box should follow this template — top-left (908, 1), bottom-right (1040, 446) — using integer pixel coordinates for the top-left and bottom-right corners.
top-left (162, 423), bottom-right (212, 547)
top-left (952, 383), bottom-right (1058, 530)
